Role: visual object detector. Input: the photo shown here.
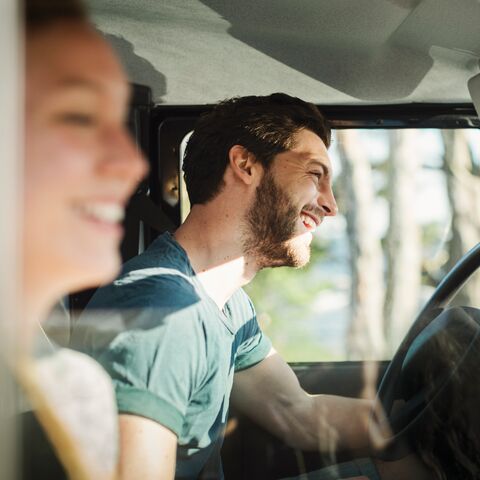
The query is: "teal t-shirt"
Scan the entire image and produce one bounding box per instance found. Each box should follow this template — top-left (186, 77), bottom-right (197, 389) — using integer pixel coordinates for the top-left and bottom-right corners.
top-left (71, 233), bottom-right (272, 479)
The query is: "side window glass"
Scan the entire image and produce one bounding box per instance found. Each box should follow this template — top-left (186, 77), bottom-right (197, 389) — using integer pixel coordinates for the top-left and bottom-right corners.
top-left (178, 128), bottom-right (480, 362)
top-left (245, 128), bottom-right (480, 361)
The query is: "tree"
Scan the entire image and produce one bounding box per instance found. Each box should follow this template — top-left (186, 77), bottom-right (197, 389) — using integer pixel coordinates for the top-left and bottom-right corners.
top-left (336, 130), bottom-right (385, 359)
top-left (383, 130), bottom-right (422, 354)
top-left (441, 130), bottom-right (480, 305)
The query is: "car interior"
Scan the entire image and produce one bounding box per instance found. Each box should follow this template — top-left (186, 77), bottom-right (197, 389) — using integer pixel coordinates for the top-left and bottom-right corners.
top-left (40, 0), bottom-right (480, 478)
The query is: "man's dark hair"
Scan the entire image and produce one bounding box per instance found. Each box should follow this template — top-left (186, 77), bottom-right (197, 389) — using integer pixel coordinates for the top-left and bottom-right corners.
top-left (182, 93), bottom-right (331, 206)
top-left (24, 0), bottom-right (88, 31)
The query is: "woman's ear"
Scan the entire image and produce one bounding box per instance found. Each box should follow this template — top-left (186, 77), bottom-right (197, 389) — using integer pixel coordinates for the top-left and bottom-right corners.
top-left (228, 145), bottom-right (260, 185)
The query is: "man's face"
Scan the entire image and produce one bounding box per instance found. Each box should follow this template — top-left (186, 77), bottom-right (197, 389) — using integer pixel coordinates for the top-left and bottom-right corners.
top-left (244, 128), bottom-right (337, 268)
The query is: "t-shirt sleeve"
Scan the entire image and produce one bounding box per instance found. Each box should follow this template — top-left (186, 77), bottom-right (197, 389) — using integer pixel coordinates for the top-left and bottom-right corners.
top-left (233, 294), bottom-right (272, 372)
top-left (94, 306), bottom-right (206, 437)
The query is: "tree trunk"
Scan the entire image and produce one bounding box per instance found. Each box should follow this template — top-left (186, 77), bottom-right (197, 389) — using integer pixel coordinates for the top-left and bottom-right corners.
top-left (441, 130), bottom-right (480, 305)
top-left (337, 130), bottom-right (385, 359)
top-left (383, 130), bottom-right (421, 355)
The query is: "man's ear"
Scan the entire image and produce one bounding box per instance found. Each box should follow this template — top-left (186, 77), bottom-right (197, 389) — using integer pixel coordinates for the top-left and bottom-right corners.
top-left (228, 145), bottom-right (261, 185)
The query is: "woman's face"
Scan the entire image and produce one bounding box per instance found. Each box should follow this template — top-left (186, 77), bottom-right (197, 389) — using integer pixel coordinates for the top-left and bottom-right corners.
top-left (24, 21), bottom-right (148, 304)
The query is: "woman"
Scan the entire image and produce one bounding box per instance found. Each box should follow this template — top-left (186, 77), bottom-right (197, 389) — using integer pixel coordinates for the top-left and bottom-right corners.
top-left (18, 0), bottom-right (147, 478)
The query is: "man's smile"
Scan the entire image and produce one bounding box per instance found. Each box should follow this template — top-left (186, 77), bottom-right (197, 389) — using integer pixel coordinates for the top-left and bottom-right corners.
top-left (300, 210), bottom-right (321, 232)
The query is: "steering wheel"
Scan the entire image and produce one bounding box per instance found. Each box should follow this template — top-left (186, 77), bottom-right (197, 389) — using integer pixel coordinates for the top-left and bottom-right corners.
top-left (370, 242), bottom-right (480, 460)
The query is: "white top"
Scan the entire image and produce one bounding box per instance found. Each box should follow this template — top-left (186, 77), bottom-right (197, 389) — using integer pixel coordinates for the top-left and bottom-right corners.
top-left (31, 346), bottom-right (118, 478)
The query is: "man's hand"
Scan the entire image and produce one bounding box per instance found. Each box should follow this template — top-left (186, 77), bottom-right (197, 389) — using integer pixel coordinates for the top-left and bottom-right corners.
top-left (118, 414), bottom-right (177, 480)
top-left (231, 348), bottom-right (376, 452)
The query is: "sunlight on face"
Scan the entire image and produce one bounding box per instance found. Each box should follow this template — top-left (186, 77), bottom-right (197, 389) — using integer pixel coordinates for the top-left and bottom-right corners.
top-left (24, 21), bottom-right (148, 303)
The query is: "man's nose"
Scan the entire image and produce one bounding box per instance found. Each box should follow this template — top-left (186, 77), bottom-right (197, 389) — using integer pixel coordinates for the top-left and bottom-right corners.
top-left (318, 185), bottom-right (337, 217)
top-left (100, 127), bottom-right (149, 182)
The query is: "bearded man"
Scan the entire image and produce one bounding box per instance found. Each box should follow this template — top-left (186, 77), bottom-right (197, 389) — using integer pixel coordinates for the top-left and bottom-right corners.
top-left (71, 94), bottom-right (382, 480)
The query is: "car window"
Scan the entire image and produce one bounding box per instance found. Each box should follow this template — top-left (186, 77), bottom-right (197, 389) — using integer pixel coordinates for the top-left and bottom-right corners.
top-left (180, 127), bottom-right (480, 362)
top-left (450, 267), bottom-right (480, 309)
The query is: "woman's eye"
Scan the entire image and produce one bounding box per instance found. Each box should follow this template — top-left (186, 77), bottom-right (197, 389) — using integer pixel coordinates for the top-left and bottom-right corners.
top-left (59, 113), bottom-right (96, 127)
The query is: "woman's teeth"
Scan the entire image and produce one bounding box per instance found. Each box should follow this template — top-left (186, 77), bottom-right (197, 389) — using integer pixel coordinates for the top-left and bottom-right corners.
top-left (76, 203), bottom-right (125, 224)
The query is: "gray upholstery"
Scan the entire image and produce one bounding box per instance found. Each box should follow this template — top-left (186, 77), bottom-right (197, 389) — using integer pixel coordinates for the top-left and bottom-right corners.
top-left (88, 0), bottom-right (480, 105)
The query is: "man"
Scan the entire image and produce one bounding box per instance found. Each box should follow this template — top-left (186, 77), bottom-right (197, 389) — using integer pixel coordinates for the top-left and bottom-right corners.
top-left (71, 93), bottom-right (380, 480)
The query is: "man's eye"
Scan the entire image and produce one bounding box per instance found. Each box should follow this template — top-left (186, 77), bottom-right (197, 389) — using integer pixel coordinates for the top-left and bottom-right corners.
top-left (310, 172), bottom-right (322, 180)
top-left (59, 113), bottom-right (96, 127)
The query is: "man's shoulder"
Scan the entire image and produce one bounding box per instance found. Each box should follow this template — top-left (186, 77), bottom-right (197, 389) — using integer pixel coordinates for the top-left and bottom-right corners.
top-left (88, 234), bottom-right (198, 311)
top-left (72, 234), bottom-right (203, 347)
top-left (73, 277), bottom-right (206, 360)
top-left (122, 232), bottom-right (191, 278)
top-left (85, 267), bottom-right (198, 313)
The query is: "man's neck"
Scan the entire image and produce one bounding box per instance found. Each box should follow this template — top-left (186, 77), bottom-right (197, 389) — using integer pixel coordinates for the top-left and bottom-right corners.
top-left (173, 204), bottom-right (259, 310)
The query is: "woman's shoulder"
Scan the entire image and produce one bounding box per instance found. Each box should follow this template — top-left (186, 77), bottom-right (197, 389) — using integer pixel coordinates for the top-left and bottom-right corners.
top-left (33, 348), bottom-right (118, 477)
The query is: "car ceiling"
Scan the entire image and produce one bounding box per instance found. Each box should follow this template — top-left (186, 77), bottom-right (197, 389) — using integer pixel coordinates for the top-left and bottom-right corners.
top-left (88, 0), bottom-right (480, 106)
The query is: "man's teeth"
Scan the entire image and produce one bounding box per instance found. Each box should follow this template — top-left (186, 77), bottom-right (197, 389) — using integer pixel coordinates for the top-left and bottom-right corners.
top-left (300, 213), bottom-right (316, 230)
top-left (77, 203), bottom-right (125, 224)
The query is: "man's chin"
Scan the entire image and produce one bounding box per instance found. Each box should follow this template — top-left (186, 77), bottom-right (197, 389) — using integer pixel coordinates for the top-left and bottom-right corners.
top-left (289, 247), bottom-right (311, 268)
top-left (255, 242), bottom-right (310, 269)
top-left (288, 235), bottom-right (311, 267)
top-left (268, 242), bottom-right (310, 269)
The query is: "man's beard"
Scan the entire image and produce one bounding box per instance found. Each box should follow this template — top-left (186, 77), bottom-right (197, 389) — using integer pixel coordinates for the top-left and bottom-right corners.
top-left (243, 171), bottom-right (311, 269)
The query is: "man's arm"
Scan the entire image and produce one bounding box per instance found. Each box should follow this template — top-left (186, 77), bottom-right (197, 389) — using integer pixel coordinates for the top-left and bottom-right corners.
top-left (231, 348), bottom-right (375, 452)
top-left (118, 414), bottom-right (177, 480)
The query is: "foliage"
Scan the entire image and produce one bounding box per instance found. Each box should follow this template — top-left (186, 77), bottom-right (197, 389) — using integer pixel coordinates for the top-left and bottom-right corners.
top-left (244, 239), bottom-right (339, 361)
